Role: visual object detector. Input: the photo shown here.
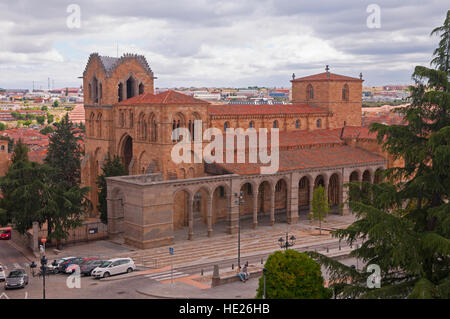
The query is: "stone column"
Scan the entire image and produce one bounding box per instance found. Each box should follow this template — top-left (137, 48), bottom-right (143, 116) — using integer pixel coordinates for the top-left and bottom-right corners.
top-left (270, 186), bottom-right (275, 226)
top-left (288, 175), bottom-right (299, 224)
top-left (342, 173), bottom-right (350, 215)
top-left (207, 196), bottom-right (213, 237)
top-left (252, 188), bottom-right (258, 229)
top-left (188, 196), bottom-right (194, 240)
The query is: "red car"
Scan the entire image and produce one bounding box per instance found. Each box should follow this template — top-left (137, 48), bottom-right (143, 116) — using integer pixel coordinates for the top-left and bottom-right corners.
top-left (0, 227), bottom-right (11, 240)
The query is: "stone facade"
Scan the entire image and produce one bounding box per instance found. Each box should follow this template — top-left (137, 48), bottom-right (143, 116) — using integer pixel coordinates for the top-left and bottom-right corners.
top-left (81, 53), bottom-right (389, 248)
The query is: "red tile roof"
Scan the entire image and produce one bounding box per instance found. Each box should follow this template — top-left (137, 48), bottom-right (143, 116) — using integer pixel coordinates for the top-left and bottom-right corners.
top-left (291, 72), bottom-right (362, 82)
top-left (209, 104), bottom-right (329, 116)
top-left (118, 90), bottom-right (209, 105)
top-left (213, 145), bottom-right (385, 175)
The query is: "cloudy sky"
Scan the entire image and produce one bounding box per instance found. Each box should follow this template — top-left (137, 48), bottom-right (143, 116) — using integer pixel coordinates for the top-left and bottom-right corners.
top-left (0, 0), bottom-right (447, 89)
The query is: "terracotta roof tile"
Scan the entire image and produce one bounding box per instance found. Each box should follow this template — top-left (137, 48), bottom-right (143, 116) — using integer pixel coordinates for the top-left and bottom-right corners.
top-left (209, 104), bottom-right (329, 116)
top-left (118, 90), bottom-right (209, 105)
top-left (291, 72), bottom-right (362, 82)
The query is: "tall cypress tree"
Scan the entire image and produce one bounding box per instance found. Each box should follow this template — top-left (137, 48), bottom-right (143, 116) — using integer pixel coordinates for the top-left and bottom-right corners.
top-left (306, 12), bottom-right (450, 299)
top-left (97, 153), bottom-right (128, 224)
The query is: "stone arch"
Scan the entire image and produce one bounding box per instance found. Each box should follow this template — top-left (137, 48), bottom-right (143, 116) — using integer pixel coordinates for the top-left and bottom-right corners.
top-left (212, 184), bottom-right (231, 227)
top-left (224, 121), bottom-right (230, 131)
top-left (249, 120), bottom-right (255, 128)
top-left (295, 119), bottom-right (300, 129)
top-left (273, 120), bottom-right (279, 128)
top-left (138, 112), bottom-right (147, 140)
top-left (314, 174), bottom-right (326, 189)
top-left (374, 167), bottom-right (384, 184)
top-left (118, 134), bottom-right (133, 172)
top-left (328, 173), bottom-right (340, 207)
top-left (149, 113), bottom-right (157, 142)
top-left (172, 112), bottom-right (186, 141)
top-left (193, 187), bottom-right (210, 225)
top-left (138, 83), bottom-right (144, 95)
top-left (349, 170), bottom-right (360, 182)
top-left (316, 119), bottom-right (322, 128)
top-left (298, 175), bottom-right (311, 211)
top-left (126, 75), bottom-right (137, 99)
top-left (274, 178), bottom-right (288, 222)
top-left (362, 169), bottom-right (372, 183)
top-left (257, 180), bottom-right (273, 220)
top-left (89, 112), bottom-right (95, 136)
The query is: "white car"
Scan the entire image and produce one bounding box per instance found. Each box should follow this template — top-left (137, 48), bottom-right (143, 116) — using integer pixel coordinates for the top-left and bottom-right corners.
top-left (0, 264), bottom-right (5, 282)
top-left (91, 258), bottom-right (135, 279)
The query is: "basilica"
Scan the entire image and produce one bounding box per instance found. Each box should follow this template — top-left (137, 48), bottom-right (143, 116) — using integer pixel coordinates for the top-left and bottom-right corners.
top-left (81, 53), bottom-right (392, 249)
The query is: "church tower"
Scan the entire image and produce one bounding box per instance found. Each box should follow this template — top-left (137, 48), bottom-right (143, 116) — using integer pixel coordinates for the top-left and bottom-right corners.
top-left (291, 66), bottom-right (363, 129)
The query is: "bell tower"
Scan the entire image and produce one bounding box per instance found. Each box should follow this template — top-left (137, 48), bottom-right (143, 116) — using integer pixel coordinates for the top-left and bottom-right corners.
top-left (291, 66), bottom-right (363, 129)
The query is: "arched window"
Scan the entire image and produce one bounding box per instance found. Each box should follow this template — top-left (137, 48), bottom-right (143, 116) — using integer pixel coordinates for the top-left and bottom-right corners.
top-left (118, 82), bottom-right (123, 102)
top-left (249, 121), bottom-right (254, 128)
top-left (316, 119), bottom-right (322, 128)
top-left (273, 120), bottom-right (278, 128)
top-left (92, 77), bottom-right (98, 103)
top-left (89, 112), bottom-right (95, 136)
top-left (88, 84), bottom-right (92, 102)
top-left (295, 119), bottom-right (300, 129)
top-left (224, 121), bottom-right (230, 131)
top-left (99, 83), bottom-right (103, 104)
top-left (139, 83), bottom-right (144, 95)
top-left (138, 113), bottom-right (147, 140)
top-left (126, 76), bottom-right (136, 99)
top-left (342, 84), bottom-right (349, 101)
top-left (119, 111), bottom-right (125, 128)
top-left (306, 84), bottom-right (314, 100)
top-left (149, 113), bottom-right (157, 142)
top-left (97, 113), bottom-right (102, 137)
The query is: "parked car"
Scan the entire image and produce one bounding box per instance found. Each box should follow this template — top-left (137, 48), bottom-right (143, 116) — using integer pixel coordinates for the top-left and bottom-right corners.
top-left (0, 227), bottom-right (11, 240)
top-left (91, 258), bottom-right (136, 279)
top-left (5, 269), bottom-right (28, 289)
top-left (80, 259), bottom-right (107, 276)
top-left (65, 257), bottom-right (99, 274)
top-left (58, 257), bottom-right (84, 273)
top-left (0, 265), bottom-right (5, 282)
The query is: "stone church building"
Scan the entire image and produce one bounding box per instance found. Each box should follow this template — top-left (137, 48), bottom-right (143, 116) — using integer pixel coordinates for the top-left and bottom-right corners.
top-left (81, 53), bottom-right (391, 249)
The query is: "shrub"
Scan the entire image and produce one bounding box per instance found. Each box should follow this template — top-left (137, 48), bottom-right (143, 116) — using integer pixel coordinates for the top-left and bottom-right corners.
top-left (256, 250), bottom-right (332, 299)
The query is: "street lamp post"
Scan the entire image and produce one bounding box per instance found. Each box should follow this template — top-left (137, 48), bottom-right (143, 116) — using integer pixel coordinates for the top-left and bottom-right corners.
top-left (278, 232), bottom-right (296, 250)
top-left (263, 268), bottom-right (267, 299)
top-left (234, 191), bottom-right (244, 270)
top-left (40, 255), bottom-right (47, 299)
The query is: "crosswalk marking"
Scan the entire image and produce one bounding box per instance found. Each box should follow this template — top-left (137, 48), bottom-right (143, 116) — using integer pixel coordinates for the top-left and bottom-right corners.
top-left (144, 270), bottom-right (190, 281)
top-left (0, 262), bottom-right (30, 271)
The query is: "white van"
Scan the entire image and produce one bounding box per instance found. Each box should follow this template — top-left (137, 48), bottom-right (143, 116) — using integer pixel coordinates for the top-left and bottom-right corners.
top-left (91, 258), bottom-right (135, 279)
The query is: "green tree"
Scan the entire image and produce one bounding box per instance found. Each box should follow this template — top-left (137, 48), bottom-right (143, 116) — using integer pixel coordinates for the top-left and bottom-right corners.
top-left (47, 113), bottom-right (54, 124)
top-left (36, 115), bottom-right (45, 125)
top-left (96, 153), bottom-right (128, 224)
top-left (41, 105), bottom-right (48, 111)
top-left (44, 113), bottom-right (90, 241)
top-left (306, 14), bottom-right (450, 299)
top-left (0, 122), bottom-right (6, 131)
top-left (52, 100), bottom-right (59, 108)
top-left (256, 250), bottom-right (332, 299)
top-left (40, 126), bottom-right (54, 135)
top-left (23, 120), bottom-right (32, 127)
top-left (311, 185), bottom-right (330, 235)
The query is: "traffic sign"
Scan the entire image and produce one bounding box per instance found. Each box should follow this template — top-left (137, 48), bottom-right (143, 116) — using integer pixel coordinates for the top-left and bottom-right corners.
top-left (41, 237), bottom-right (47, 244)
top-left (169, 247), bottom-right (174, 255)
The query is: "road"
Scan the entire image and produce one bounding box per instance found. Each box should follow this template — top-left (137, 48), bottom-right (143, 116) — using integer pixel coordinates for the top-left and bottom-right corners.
top-left (0, 240), bottom-right (30, 271)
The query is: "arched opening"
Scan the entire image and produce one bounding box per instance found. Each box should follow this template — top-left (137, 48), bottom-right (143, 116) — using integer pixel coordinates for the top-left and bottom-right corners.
top-left (193, 188), bottom-right (209, 226)
top-left (295, 119), bottom-right (300, 129)
top-left (139, 83), bottom-right (144, 95)
top-left (126, 76), bottom-right (136, 99)
top-left (92, 77), bottom-right (98, 103)
top-left (257, 181), bottom-right (272, 225)
top-left (89, 112), bottom-right (95, 137)
top-left (99, 83), bottom-right (103, 104)
top-left (316, 119), bottom-right (322, 128)
top-left (249, 121), bottom-right (254, 128)
top-left (138, 113), bottom-right (147, 140)
top-left (118, 83), bottom-right (123, 102)
top-left (328, 173), bottom-right (340, 209)
top-left (349, 171), bottom-right (359, 182)
top-left (212, 185), bottom-right (230, 233)
top-left (120, 135), bottom-right (133, 172)
top-left (273, 120), bottom-right (278, 128)
top-left (314, 175), bottom-right (325, 189)
top-left (362, 170), bottom-right (372, 194)
top-left (149, 113), bottom-right (157, 142)
top-left (274, 179), bottom-right (288, 223)
top-left (224, 121), bottom-right (230, 131)
top-left (374, 168), bottom-right (383, 184)
top-left (239, 183), bottom-right (255, 229)
top-left (298, 176), bottom-right (310, 214)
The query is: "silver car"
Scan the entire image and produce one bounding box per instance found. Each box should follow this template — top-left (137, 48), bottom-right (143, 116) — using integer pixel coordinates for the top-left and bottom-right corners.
top-left (5, 269), bottom-right (28, 289)
top-left (0, 265), bottom-right (5, 282)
